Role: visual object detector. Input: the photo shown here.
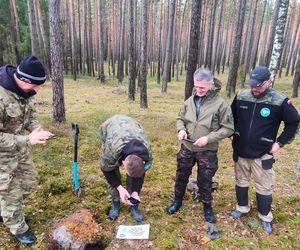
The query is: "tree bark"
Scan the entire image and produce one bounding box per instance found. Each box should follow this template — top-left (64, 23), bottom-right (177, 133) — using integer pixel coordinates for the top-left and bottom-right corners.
top-left (292, 46), bottom-right (300, 97)
top-left (140, 0), bottom-right (148, 108)
top-left (162, 0), bottom-right (176, 92)
top-left (184, 0), bottom-right (202, 100)
top-left (49, 0), bottom-right (66, 123)
top-left (269, 0), bottom-right (289, 82)
top-left (128, 0), bottom-right (136, 100)
top-left (98, 0), bottom-right (105, 82)
top-left (226, 0), bottom-right (247, 97)
top-left (264, 0), bottom-right (281, 66)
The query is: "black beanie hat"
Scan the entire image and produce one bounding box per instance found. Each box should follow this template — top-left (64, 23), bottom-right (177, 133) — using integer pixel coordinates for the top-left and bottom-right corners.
top-left (16, 56), bottom-right (46, 85)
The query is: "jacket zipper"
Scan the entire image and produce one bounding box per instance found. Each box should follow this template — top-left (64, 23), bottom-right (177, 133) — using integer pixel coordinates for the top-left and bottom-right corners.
top-left (246, 100), bottom-right (257, 155)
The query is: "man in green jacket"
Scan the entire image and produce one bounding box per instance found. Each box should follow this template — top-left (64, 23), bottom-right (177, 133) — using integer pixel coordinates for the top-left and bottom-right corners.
top-left (167, 68), bottom-right (234, 223)
top-left (100, 115), bottom-right (152, 222)
top-left (0, 56), bottom-right (53, 245)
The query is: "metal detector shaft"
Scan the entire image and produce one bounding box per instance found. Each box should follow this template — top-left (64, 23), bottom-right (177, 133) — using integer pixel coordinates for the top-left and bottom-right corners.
top-left (72, 123), bottom-right (80, 196)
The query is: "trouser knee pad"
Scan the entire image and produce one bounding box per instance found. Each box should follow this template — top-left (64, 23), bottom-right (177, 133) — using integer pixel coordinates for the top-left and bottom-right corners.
top-left (256, 193), bottom-right (272, 216)
top-left (236, 185), bottom-right (249, 206)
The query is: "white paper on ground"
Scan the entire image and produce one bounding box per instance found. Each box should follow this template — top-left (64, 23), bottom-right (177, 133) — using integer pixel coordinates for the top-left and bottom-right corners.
top-left (116, 224), bottom-right (150, 240)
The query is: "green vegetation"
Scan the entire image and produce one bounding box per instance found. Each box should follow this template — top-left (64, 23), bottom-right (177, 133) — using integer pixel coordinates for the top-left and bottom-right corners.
top-left (0, 73), bottom-right (299, 249)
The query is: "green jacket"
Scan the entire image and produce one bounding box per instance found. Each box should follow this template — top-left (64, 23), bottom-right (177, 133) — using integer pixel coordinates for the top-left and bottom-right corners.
top-left (176, 83), bottom-right (234, 152)
top-left (99, 114), bottom-right (152, 172)
top-left (0, 86), bottom-right (39, 156)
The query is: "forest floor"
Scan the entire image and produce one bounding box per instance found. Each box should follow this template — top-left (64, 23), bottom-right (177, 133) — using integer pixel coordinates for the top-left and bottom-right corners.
top-left (0, 72), bottom-right (300, 250)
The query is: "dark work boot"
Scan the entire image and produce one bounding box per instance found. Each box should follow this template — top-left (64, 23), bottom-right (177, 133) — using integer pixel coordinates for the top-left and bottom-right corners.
top-left (167, 199), bottom-right (182, 215)
top-left (15, 230), bottom-right (37, 245)
top-left (0, 216), bottom-right (3, 223)
top-left (203, 203), bottom-right (216, 223)
top-left (131, 205), bottom-right (144, 222)
top-left (108, 201), bottom-right (120, 221)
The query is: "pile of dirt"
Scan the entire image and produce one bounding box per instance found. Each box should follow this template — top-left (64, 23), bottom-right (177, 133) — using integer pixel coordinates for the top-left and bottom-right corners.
top-left (49, 208), bottom-right (104, 249)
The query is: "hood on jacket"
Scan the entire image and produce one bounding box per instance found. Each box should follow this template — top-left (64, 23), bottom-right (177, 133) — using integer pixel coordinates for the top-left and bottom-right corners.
top-left (0, 65), bottom-right (37, 99)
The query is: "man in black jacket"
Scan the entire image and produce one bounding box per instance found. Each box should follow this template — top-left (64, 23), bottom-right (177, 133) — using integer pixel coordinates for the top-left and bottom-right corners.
top-left (231, 66), bottom-right (300, 234)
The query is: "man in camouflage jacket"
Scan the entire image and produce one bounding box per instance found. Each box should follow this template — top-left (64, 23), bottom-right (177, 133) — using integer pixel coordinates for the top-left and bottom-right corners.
top-left (167, 68), bottom-right (234, 224)
top-left (100, 114), bottom-right (152, 222)
top-left (0, 56), bottom-right (53, 245)
top-left (231, 66), bottom-right (300, 234)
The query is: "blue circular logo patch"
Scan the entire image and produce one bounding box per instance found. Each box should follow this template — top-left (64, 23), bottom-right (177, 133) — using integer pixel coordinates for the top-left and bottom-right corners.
top-left (260, 107), bottom-right (270, 117)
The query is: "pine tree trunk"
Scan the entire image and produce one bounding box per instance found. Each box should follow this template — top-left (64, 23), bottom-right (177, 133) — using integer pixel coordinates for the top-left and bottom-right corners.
top-left (49, 0), bottom-right (66, 123)
top-left (27, 0), bottom-right (38, 56)
top-left (9, 0), bottom-right (22, 62)
top-left (184, 0), bottom-right (202, 100)
top-left (292, 47), bottom-right (300, 97)
top-left (162, 0), bottom-right (176, 92)
top-left (128, 0), bottom-right (136, 100)
top-left (98, 0), bottom-right (105, 82)
top-left (140, 0), bottom-right (148, 108)
top-left (226, 0), bottom-right (247, 97)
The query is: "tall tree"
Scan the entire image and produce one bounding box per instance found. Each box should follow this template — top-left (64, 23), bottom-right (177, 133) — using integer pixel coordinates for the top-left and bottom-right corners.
top-left (264, 0), bottom-right (281, 66)
top-left (9, 0), bottom-right (22, 62)
top-left (269, 0), bottom-right (289, 82)
top-left (140, 0), bottom-right (148, 108)
top-left (205, 0), bottom-right (217, 71)
top-left (241, 0), bottom-right (259, 85)
top-left (292, 46), bottom-right (300, 97)
top-left (226, 0), bottom-right (247, 97)
top-left (98, 0), bottom-right (105, 82)
top-left (69, 0), bottom-right (77, 80)
top-left (162, 0), bottom-right (176, 92)
top-left (49, 0), bottom-right (66, 122)
top-left (117, 0), bottom-right (126, 83)
top-left (184, 0), bottom-right (202, 100)
top-left (128, 0), bottom-right (136, 100)
top-left (27, 0), bottom-right (38, 56)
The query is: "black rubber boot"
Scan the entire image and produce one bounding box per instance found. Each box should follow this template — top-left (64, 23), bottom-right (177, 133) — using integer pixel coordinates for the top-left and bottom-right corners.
top-left (167, 198), bottom-right (182, 215)
top-left (108, 201), bottom-right (120, 221)
top-left (131, 205), bottom-right (144, 222)
top-left (0, 216), bottom-right (3, 223)
top-left (203, 202), bottom-right (216, 223)
top-left (15, 230), bottom-right (37, 245)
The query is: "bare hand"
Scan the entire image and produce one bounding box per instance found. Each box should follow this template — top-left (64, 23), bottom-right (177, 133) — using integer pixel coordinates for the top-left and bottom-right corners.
top-left (117, 185), bottom-right (132, 206)
top-left (130, 191), bottom-right (141, 202)
top-left (28, 126), bottom-right (54, 145)
top-left (178, 130), bottom-right (187, 140)
top-left (269, 142), bottom-right (281, 155)
top-left (194, 136), bottom-right (208, 147)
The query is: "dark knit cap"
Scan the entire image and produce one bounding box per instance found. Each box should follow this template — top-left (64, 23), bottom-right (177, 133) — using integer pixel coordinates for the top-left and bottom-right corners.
top-left (15, 56), bottom-right (46, 85)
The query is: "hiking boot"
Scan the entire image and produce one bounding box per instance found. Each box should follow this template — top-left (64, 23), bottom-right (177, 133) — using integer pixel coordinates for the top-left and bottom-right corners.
top-left (108, 201), bottom-right (120, 221)
top-left (203, 203), bottom-right (216, 223)
top-left (15, 230), bottom-right (37, 245)
top-left (261, 221), bottom-right (272, 234)
top-left (131, 205), bottom-right (144, 222)
top-left (231, 210), bottom-right (247, 219)
top-left (167, 201), bottom-right (182, 215)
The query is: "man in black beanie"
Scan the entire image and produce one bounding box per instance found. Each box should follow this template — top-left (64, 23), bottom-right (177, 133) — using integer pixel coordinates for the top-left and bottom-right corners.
top-left (0, 56), bottom-right (54, 245)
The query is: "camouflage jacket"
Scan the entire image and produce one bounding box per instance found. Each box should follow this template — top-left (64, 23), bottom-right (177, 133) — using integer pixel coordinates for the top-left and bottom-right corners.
top-left (0, 85), bottom-right (40, 155)
top-left (99, 114), bottom-right (152, 172)
top-left (231, 87), bottom-right (300, 158)
top-left (177, 83), bottom-right (234, 152)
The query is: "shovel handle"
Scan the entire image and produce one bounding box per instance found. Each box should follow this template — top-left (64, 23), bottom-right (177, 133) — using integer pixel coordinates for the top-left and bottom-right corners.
top-left (72, 123), bottom-right (79, 162)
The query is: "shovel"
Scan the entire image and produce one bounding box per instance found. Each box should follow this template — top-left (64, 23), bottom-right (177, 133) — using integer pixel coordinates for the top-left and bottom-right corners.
top-left (72, 123), bottom-right (81, 196)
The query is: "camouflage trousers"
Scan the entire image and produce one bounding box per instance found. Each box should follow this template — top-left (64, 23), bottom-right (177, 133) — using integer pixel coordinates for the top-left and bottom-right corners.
top-left (0, 148), bottom-right (38, 235)
top-left (174, 144), bottom-right (218, 203)
top-left (108, 169), bottom-right (145, 203)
